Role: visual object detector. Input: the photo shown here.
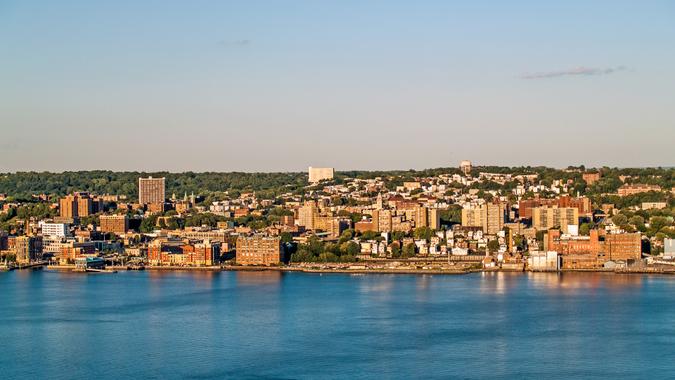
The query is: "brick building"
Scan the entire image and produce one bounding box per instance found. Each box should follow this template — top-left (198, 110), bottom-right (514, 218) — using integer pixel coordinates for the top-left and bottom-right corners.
top-left (236, 236), bottom-right (283, 266)
top-left (138, 177), bottom-right (166, 205)
top-left (546, 229), bottom-right (641, 269)
top-left (148, 239), bottom-right (220, 266)
top-left (618, 184), bottom-right (661, 196)
top-left (100, 214), bottom-right (129, 234)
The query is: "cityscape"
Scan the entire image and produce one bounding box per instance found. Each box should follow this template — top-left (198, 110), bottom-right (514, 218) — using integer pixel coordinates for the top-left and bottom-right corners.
top-left (2, 1), bottom-right (675, 379)
top-left (1, 162), bottom-right (673, 274)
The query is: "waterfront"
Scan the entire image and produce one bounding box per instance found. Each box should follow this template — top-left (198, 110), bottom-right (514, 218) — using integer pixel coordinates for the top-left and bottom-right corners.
top-left (1, 270), bottom-right (675, 379)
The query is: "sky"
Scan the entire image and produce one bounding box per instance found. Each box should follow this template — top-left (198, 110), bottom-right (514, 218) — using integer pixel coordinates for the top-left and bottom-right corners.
top-left (1, 0), bottom-right (674, 172)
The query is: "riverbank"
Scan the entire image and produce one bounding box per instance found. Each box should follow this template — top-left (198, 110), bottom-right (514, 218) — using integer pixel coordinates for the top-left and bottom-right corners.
top-left (40, 263), bottom-right (675, 275)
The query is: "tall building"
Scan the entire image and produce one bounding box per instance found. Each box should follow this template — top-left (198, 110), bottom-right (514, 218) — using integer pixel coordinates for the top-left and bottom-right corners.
top-left (372, 209), bottom-right (393, 233)
top-left (236, 236), bottom-right (283, 266)
top-left (308, 167), bottom-right (334, 183)
top-left (428, 208), bottom-right (441, 230)
top-left (519, 196), bottom-right (591, 219)
top-left (297, 201), bottom-right (319, 229)
top-left (460, 160), bottom-right (472, 176)
top-left (410, 206), bottom-right (440, 230)
top-left (138, 177), bottom-right (166, 205)
top-left (532, 206), bottom-right (579, 234)
top-left (100, 215), bottom-right (129, 234)
top-left (76, 194), bottom-right (94, 217)
top-left (461, 203), bottom-right (505, 234)
top-left (59, 192), bottom-right (99, 219)
top-left (59, 195), bottom-right (78, 219)
top-left (15, 236), bottom-right (43, 264)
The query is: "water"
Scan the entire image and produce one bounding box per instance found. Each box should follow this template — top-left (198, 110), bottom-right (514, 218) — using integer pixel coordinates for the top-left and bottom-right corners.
top-left (1, 270), bottom-right (674, 379)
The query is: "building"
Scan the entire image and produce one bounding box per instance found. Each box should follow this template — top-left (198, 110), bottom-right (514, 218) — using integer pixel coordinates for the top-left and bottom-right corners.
top-left (618, 184), bottom-right (661, 196)
top-left (527, 251), bottom-right (561, 271)
top-left (15, 236), bottom-right (43, 264)
top-left (519, 196), bottom-right (591, 219)
top-left (641, 202), bottom-right (667, 210)
top-left (546, 229), bottom-right (641, 269)
top-left (460, 160), bottom-right (472, 176)
top-left (664, 238), bottom-right (675, 259)
top-left (58, 192), bottom-right (101, 219)
top-left (461, 203), bottom-right (505, 234)
top-left (297, 201), bottom-right (319, 229)
top-left (59, 241), bottom-right (96, 264)
top-left (428, 208), bottom-right (441, 230)
top-left (371, 209), bottom-right (393, 233)
top-left (236, 236), bottom-right (283, 266)
top-left (582, 172), bottom-right (601, 185)
top-left (40, 222), bottom-right (68, 238)
top-left (403, 182), bottom-right (421, 191)
top-left (148, 239), bottom-right (221, 266)
top-left (100, 215), bottom-right (129, 234)
top-left (59, 195), bottom-right (77, 219)
top-left (308, 167), bottom-right (334, 183)
top-left (138, 176), bottom-right (166, 205)
top-left (531, 206), bottom-right (579, 234)
top-left (75, 256), bottom-right (105, 270)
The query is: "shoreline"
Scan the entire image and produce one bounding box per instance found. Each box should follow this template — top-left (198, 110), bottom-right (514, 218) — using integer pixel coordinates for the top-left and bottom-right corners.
top-left (39, 264), bottom-right (675, 276)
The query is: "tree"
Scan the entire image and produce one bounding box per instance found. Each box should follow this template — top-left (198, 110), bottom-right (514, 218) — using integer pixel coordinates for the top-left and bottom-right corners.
top-left (612, 214), bottom-right (629, 226)
top-left (579, 223), bottom-right (593, 236)
top-left (629, 215), bottom-right (645, 230)
top-left (390, 242), bottom-right (401, 258)
top-left (360, 230), bottom-right (382, 241)
top-left (280, 232), bottom-right (293, 243)
top-left (413, 226), bottom-right (433, 241)
top-left (340, 241), bottom-right (360, 256)
top-left (402, 243), bottom-right (416, 258)
top-left (487, 239), bottom-right (500, 253)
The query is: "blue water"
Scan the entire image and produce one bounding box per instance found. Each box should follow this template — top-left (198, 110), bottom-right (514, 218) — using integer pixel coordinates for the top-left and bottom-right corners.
top-left (1, 270), bottom-right (674, 379)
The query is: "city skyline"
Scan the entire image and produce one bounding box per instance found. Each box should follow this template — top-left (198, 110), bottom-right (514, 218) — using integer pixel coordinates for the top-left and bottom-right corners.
top-left (1, 1), bottom-right (674, 172)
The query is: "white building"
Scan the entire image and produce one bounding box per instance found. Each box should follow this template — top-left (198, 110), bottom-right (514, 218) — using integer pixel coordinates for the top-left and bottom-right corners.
top-left (664, 238), bottom-right (675, 259)
top-left (527, 251), bottom-right (560, 271)
top-left (40, 222), bottom-right (68, 238)
top-left (308, 167), bottom-right (334, 183)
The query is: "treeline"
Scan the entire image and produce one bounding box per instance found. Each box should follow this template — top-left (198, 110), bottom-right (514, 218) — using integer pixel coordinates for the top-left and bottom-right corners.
top-left (0, 171), bottom-right (308, 200)
top-left (0, 167), bottom-right (672, 200)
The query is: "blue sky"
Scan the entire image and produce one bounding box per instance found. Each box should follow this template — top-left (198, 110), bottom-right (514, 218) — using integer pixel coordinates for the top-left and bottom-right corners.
top-left (1, 1), bottom-right (674, 172)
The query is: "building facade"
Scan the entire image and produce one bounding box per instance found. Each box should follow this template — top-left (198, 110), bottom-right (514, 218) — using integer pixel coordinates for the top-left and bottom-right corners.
top-left (138, 177), bottom-right (166, 205)
top-left (462, 203), bottom-right (505, 234)
top-left (236, 236), bottom-right (283, 266)
top-left (100, 215), bottom-right (129, 234)
top-left (531, 206), bottom-right (579, 233)
top-left (308, 167), bottom-right (334, 183)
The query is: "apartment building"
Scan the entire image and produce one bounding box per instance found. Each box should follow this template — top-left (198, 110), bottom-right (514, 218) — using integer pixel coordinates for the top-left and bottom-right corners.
top-left (236, 236), bottom-right (283, 266)
top-left (531, 206), bottom-right (579, 234)
top-left (461, 203), bottom-right (505, 235)
top-left (138, 176), bottom-right (166, 205)
top-left (308, 167), bottom-right (334, 183)
top-left (100, 215), bottom-right (129, 234)
top-left (618, 184), bottom-right (661, 196)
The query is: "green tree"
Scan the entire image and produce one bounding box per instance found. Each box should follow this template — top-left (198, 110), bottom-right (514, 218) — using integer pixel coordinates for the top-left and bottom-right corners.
top-left (280, 232), bottom-right (293, 243)
top-left (340, 241), bottom-right (360, 256)
top-left (413, 226), bottom-right (433, 241)
top-left (579, 223), bottom-right (593, 236)
top-left (612, 214), bottom-right (629, 226)
top-left (402, 243), bottom-right (416, 258)
top-left (487, 239), bottom-right (500, 253)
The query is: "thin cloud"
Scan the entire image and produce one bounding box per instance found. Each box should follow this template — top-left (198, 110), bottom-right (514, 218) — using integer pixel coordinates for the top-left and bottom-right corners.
top-left (218, 39), bottom-right (251, 47)
top-left (521, 66), bottom-right (627, 79)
